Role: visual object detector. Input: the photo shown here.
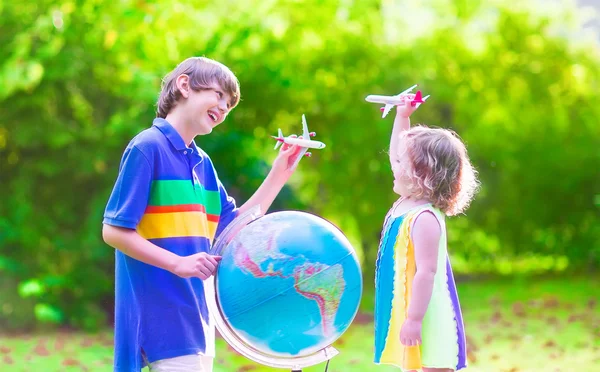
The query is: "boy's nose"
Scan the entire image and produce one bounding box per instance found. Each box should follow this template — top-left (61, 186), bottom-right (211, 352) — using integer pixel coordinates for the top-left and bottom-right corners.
top-left (218, 102), bottom-right (229, 113)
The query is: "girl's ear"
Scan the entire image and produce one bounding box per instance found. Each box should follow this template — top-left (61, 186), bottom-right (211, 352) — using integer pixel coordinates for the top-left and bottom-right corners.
top-left (176, 74), bottom-right (190, 99)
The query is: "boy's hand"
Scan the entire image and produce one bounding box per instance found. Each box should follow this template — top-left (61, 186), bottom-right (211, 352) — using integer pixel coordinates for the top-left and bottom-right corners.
top-left (399, 318), bottom-right (422, 346)
top-left (395, 94), bottom-right (422, 118)
top-left (172, 252), bottom-right (222, 280)
top-left (270, 135), bottom-right (304, 180)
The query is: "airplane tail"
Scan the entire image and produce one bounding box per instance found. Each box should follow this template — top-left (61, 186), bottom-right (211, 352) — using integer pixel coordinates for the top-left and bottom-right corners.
top-left (411, 91), bottom-right (424, 106)
top-left (273, 128), bottom-right (284, 149)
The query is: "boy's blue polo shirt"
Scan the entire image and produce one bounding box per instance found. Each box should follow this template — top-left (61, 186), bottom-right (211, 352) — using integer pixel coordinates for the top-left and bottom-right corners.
top-left (103, 118), bottom-right (238, 371)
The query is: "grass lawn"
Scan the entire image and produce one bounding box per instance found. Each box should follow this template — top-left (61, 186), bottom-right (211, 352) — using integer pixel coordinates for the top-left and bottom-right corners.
top-left (1, 276), bottom-right (599, 371)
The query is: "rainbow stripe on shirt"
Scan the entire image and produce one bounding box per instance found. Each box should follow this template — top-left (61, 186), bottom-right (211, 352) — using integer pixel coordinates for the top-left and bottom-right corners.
top-left (137, 180), bottom-right (221, 241)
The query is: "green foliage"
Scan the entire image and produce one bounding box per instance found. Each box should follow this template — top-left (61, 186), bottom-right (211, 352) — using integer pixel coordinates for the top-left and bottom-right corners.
top-left (1, 0), bottom-right (598, 328)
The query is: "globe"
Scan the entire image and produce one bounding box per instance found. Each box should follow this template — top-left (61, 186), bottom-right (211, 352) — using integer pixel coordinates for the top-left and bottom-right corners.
top-left (209, 209), bottom-right (362, 369)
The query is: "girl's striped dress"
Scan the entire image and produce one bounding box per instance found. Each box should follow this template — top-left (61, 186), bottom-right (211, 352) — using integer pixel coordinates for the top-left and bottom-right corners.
top-left (374, 203), bottom-right (467, 371)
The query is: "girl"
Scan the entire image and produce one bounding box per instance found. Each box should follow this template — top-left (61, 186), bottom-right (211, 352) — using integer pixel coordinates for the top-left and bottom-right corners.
top-left (373, 93), bottom-right (479, 372)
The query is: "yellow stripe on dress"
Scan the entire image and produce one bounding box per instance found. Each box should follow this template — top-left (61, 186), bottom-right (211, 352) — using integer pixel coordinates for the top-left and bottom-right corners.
top-left (380, 211), bottom-right (422, 370)
top-left (137, 211), bottom-right (218, 240)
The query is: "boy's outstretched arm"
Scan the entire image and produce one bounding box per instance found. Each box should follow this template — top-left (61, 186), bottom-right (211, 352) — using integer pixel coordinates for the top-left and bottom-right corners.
top-left (102, 225), bottom-right (220, 280)
top-left (399, 211), bottom-right (441, 346)
top-left (238, 142), bottom-right (302, 216)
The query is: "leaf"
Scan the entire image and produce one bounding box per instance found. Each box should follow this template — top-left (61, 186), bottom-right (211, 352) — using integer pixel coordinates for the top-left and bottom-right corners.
top-left (17, 279), bottom-right (45, 298)
top-left (34, 303), bottom-right (63, 324)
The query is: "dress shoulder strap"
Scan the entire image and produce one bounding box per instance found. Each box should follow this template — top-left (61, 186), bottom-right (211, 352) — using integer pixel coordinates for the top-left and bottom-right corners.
top-left (406, 204), bottom-right (446, 238)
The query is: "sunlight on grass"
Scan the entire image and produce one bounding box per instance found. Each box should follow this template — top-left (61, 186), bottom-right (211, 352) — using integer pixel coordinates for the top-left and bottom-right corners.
top-left (1, 277), bottom-right (599, 371)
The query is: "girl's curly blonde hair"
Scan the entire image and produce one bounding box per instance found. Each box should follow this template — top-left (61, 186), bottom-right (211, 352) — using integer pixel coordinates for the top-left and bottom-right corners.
top-left (398, 126), bottom-right (480, 216)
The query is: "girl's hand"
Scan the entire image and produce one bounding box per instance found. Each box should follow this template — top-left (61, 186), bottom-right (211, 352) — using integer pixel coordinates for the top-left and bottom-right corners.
top-left (395, 94), bottom-right (422, 118)
top-left (400, 318), bottom-right (423, 346)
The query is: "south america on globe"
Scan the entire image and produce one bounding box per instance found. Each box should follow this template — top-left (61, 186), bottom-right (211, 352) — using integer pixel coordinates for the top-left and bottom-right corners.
top-left (214, 211), bottom-right (363, 359)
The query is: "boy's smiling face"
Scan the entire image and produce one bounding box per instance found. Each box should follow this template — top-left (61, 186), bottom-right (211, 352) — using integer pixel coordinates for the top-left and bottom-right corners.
top-left (187, 82), bottom-right (232, 135)
top-left (177, 75), bottom-right (233, 136)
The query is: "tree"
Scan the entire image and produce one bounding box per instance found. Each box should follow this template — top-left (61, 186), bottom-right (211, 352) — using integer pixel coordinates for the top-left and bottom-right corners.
top-left (1, 0), bottom-right (598, 329)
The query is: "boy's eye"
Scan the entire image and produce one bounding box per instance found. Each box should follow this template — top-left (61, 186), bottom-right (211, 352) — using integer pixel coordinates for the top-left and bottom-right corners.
top-left (216, 91), bottom-right (223, 98)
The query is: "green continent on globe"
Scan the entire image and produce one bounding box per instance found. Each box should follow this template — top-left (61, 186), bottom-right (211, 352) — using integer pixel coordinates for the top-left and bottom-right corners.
top-left (231, 222), bottom-right (346, 337)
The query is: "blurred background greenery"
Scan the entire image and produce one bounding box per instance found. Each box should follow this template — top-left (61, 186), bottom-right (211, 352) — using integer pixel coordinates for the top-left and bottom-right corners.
top-left (1, 0), bottom-right (599, 371)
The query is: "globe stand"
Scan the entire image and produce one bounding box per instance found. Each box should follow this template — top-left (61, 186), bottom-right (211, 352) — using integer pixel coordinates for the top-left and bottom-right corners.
top-left (291, 358), bottom-right (330, 372)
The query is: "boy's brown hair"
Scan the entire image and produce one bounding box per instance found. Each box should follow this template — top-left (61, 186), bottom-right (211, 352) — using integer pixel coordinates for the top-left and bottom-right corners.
top-left (157, 57), bottom-right (241, 118)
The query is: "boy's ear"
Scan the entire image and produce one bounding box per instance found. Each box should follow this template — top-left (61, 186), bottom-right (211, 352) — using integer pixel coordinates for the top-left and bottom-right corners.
top-left (175, 74), bottom-right (190, 99)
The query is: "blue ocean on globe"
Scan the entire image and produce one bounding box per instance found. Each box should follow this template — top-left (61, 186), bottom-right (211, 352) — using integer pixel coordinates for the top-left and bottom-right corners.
top-left (215, 211), bottom-right (363, 358)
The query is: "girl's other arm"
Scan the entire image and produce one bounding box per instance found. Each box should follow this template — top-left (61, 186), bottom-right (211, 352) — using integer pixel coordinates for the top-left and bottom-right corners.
top-left (399, 211), bottom-right (441, 346)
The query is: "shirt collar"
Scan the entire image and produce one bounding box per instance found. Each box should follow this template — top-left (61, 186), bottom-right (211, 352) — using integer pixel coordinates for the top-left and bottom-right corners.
top-left (153, 118), bottom-right (188, 151)
top-left (153, 118), bottom-right (204, 164)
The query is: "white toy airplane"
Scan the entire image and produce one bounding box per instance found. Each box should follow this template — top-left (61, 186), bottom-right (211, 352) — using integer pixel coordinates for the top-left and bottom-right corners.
top-left (365, 84), bottom-right (430, 118)
top-left (272, 114), bottom-right (326, 170)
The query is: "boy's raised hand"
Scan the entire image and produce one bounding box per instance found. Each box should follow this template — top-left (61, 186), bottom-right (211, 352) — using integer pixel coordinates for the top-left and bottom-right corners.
top-left (270, 134), bottom-right (304, 179)
top-left (172, 252), bottom-right (222, 280)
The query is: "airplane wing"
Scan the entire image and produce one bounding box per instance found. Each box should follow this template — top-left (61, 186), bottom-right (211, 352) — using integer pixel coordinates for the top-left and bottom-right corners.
top-left (301, 114), bottom-right (310, 139)
top-left (290, 114), bottom-right (310, 170)
top-left (398, 84), bottom-right (418, 97)
top-left (381, 104), bottom-right (394, 118)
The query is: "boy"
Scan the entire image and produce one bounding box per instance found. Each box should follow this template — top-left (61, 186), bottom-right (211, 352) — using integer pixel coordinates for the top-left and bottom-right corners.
top-left (102, 57), bottom-right (303, 372)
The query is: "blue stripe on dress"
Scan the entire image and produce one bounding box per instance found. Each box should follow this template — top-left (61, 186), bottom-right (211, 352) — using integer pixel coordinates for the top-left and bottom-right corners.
top-left (374, 216), bottom-right (404, 362)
